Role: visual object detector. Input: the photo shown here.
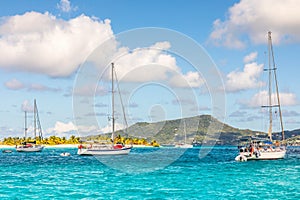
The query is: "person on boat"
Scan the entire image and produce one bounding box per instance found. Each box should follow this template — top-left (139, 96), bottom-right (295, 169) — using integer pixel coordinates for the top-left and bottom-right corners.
top-left (114, 142), bottom-right (124, 149)
top-left (250, 144), bottom-right (254, 156)
top-left (267, 146), bottom-right (274, 152)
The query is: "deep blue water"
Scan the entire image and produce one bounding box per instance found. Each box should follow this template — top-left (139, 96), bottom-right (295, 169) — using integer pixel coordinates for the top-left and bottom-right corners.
top-left (0, 146), bottom-right (299, 199)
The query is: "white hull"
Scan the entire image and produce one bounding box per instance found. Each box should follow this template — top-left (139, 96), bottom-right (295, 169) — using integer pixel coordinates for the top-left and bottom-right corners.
top-left (2, 150), bottom-right (13, 153)
top-left (60, 152), bottom-right (71, 157)
top-left (237, 149), bottom-right (286, 161)
top-left (77, 146), bottom-right (132, 156)
top-left (175, 144), bottom-right (193, 148)
top-left (16, 146), bottom-right (44, 152)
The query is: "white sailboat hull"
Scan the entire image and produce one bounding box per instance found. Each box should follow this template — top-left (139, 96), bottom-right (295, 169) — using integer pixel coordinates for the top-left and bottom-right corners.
top-left (77, 146), bottom-right (132, 156)
top-left (16, 145), bottom-right (44, 152)
top-left (246, 150), bottom-right (286, 160)
top-left (237, 149), bottom-right (286, 161)
top-left (175, 144), bottom-right (193, 148)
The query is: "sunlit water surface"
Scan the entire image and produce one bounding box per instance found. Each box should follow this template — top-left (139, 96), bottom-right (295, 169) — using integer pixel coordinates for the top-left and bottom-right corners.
top-left (0, 146), bottom-right (299, 199)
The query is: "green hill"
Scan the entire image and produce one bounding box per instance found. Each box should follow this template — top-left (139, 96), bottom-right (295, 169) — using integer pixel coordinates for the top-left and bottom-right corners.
top-left (124, 115), bottom-right (260, 145)
top-left (84, 115), bottom-right (263, 145)
top-left (83, 114), bottom-right (300, 145)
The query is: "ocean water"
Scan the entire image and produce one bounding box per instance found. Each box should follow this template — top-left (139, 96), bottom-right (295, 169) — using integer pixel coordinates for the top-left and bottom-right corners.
top-left (0, 146), bottom-right (299, 199)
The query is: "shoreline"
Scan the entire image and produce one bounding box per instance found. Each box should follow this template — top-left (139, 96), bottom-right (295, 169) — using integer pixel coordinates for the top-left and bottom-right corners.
top-left (0, 144), bottom-right (156, 149)
top-left (1, 144), bottom-right (299, 149)
top-left (0, 144), bottom-right (79, 149)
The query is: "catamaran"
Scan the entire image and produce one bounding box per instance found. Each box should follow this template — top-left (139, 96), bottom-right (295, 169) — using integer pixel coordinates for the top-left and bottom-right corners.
top-left (235, 31), bottom-right (286, 161)
top-left (16, 99), bottom-right (44, 152)
top-left (77, 63), bottom-right (132, 156)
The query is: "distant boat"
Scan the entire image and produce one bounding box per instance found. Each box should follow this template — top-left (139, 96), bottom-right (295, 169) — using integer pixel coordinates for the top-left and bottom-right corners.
top-left (16, 99), bottom-right (44, 153)
top-left (236, 31), bottom-right (286, 161)
top-left (161, 144), bottom-right (176, 148)
top-left (175, 119), bottom-right (193, 148)
top-left (60, 152), bottom-right (71, 157)
top-left (2, 150), bottom-right (13, 153)
top-left (77, 63), bottom-right (132, 156)
top-left (192, 141), bottom-right (201, 148)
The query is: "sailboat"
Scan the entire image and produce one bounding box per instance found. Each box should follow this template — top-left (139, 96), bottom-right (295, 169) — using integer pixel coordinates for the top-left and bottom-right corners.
top-left (16, 99), bottom-right (44, 152)
top-left (77, 63), bottom-right (132, 156)
top-left (175, 119), bottom-right (193, 148)
top-left (235, 31), bottom-right (286, 161)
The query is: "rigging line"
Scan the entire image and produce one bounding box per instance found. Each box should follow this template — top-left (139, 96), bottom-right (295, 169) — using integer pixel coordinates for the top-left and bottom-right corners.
top-left (24, 111), bottom-right (27, 138)
top-left (35, 101), bottom-right (43, 140)
top-left (34, 99), bottom-right (37, 139)
top-left (269, 31), bottom-right (285, 141)
top-left (111, 63), bottom-right (115, 141)
top-left (113, 66), bottom-right (129, 137)
top-left (268, 32), bottom-right (273, 141)
top-left (261, 51), bottom-right (267, 133)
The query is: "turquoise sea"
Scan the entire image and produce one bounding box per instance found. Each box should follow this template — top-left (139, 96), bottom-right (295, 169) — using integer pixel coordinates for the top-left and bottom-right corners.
top-left (0, 146), bottom-right (299, 199)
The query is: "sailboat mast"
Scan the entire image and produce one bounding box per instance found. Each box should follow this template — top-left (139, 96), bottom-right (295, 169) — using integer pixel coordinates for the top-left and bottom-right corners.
top-left (35, 102), bottom-right (43, 140)
top-left (267, 31), bottom-right (273, 141)
top-left (184, 119), bottom-right (187, 144)
top-left (24, 111), bottom-right (27, 138)
top-left (34, 99), bottom-right (37, 139)
top-left (269, 32), bottom-right (285, 141)
top-left (111, 63), bottom-right (115, 142)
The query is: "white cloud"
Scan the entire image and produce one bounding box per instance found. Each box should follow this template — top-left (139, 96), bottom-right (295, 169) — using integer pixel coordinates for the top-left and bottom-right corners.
top-left (21, 100), bottom-right (34, 112)
top-left (243, 52), bottom-right (257, 63)
top-left (0, 12), bottom-right (113, 77)
top-left (0, 12), bottom-right (203, 89)
top-left (128, 102), bottom-right (139, 108)
top-left (113, 42), bottom-right (179, 82)
top-left (73, 85), bottom-right (108, 96)
top-left (99, 122), bottom-right (126, 134)
top-left (45, 121), bottom-right (85, 138)
top-left (4, 78), bottom-right (24, 90)
top-left (229, 110), bottom-right (247, 117)
top-left (99, 41), bottom-right (204, 88)
top-left (44, 120), bottom-right (128, 138)
top-left (285, 119), bottom-right (300, 124)
top-left (78, 39), bottom-right (203, 90)
top-left (28, 83), bottom-right (60, 92)
top-left (225, 58), bottom-right (264, 92)
top-left (57, 0), bottom-right (77, 13)
top-left (46, 121), bottom-right (77, 134)
top-left (209, 0), bottom-right (300, 48)
top-left (242, 90), bottom-right (298, 108)
top-left (169, 71), bottom-right (204, 88)
top-left (4, 78), bottom-right (60, 92)
top-left (282, 110), bottom-right (300, 117)
top-left (0, 126), bottom-right (20, 139)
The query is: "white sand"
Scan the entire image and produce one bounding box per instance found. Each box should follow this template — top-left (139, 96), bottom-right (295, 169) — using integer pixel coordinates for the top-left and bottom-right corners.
top-left (0, 145), bottom-right (14, 148)
top-left (0, 144), bottom-right (78, 149)
top-left (44, 144), bottom-right (78, 148)
top-left (0, 144), bottom-right (156, 149)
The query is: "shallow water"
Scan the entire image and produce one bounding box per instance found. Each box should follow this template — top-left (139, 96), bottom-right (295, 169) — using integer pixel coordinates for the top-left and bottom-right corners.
top-left (0, 146), bottom-right (299, 199)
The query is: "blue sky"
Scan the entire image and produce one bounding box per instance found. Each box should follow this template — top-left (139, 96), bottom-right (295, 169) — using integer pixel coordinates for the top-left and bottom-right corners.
top-left (1, 0), bottom-right (300, 139)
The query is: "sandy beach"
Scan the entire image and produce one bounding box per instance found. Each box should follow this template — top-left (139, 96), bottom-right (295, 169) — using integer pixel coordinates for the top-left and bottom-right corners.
top-left (0, 144), bottom-right (157, 149)
top-left (43, 144), bottom-right (78, 148)
top-left (0, 145), bottom-right (13, 149)
top-left (0, 144), bottom-right (79, 149)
